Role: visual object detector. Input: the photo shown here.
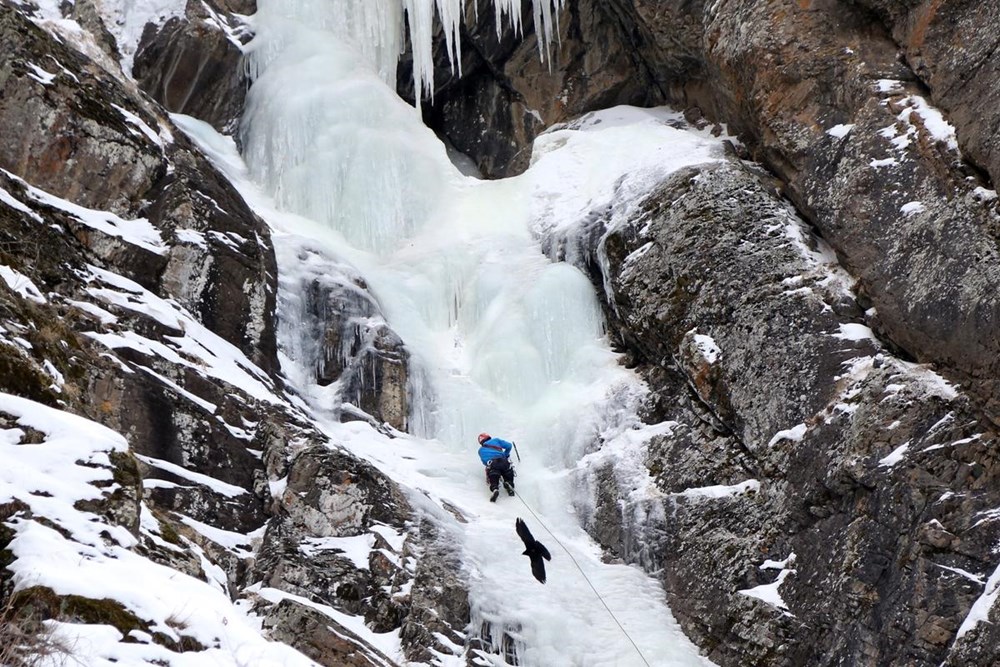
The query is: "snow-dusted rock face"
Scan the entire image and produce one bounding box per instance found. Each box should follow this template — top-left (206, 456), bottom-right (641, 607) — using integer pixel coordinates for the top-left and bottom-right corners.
top-left (0, 10), bottom-right (162, 215)
top-left (0, 0), bottom-right (270, 531)
top-left (0, 0), bottom-right (284, 537)
top-left (251, 447), bottom-right (469, 665)
top-left (0, 2), bottom-right (446, 665)
top-left (690, 1), bottom-right (1000, 426)
top-left (570, 159), bottom-right (1000, 665)
top-left (848, 0), bottom-right (1000, 191)
top-left (277, 249), bottom-right (411, 431)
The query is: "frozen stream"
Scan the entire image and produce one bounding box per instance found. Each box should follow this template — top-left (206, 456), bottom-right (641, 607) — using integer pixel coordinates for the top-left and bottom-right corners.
top-left (202, 1), bottom-right (728, 664)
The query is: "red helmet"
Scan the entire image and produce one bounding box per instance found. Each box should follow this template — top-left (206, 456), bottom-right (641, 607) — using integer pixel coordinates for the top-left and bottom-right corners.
top-left (478, 432), bottom-right (491, 445)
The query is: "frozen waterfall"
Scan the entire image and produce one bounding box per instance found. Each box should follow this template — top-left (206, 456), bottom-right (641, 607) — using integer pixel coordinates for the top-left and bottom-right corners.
top-left (235, 0), bottom-right (725, 664)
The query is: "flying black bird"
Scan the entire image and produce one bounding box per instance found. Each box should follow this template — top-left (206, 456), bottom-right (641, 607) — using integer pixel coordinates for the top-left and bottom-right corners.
top-left (515, 518), bottom-right (552, 584)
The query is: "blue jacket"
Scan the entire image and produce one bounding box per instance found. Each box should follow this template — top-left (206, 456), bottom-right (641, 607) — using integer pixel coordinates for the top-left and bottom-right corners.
top-left (478, 437), bottom-right (513, 465)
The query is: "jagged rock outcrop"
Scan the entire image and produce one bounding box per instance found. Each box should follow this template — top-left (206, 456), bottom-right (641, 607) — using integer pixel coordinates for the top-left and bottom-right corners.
top-left (263, 598), bottom-right (400, 667)
top-left (849, 0), bottom-right (1000, 191)
top-left (133, 0), bottom-right (255, 134)
top-left (251, 447), bottom-right (469, 665)
top-left (277, 247), bottom-right (411, 431)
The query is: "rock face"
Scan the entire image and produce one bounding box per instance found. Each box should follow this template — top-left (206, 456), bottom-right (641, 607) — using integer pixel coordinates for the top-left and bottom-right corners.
top-left (561, 158), bottom-right (1000, 666)
top-left (0, 2), bottom-right (463, 665)
top-left (252, 448), bottom-right (469, 665)
top-left (276, 247), bottom-right (411, 431)
top-left (851, 0), bottom-right (1000, 190)
top-left (687, 1), bottom-right (1000, 425)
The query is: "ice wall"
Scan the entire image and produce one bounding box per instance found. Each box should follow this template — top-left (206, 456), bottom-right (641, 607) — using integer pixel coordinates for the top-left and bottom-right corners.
top-left (240, 0), bottom-right (598, 455)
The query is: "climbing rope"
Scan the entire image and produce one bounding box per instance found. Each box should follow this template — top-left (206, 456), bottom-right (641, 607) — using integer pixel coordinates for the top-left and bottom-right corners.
top-left (513, 492), bottom-right (653, 667)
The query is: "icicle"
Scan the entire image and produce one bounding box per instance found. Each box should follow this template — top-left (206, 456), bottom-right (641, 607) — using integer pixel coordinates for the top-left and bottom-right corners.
top-left (488, 0), bottom-right (564, 67)
top-left (533, 0), bottom-right (564, 66)
top-left (401, 0), bottom-right (467, 105)
top-left (435, 0), bottom-right (464, 79)
top-left (493, 0), bottom-right (523, 41)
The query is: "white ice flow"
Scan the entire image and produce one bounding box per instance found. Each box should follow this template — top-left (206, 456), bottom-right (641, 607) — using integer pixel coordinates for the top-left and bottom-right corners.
top-left (198, 0), bottom-right (729, 664)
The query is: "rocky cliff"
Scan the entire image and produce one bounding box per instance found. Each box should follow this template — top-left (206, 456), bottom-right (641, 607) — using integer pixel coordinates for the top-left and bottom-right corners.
top-left (3, 0), bottom-right (1000, 666)
top-left (0, 1), bottom-right (466, 665)
top-left (412, 1), bottom-right (1000, 665)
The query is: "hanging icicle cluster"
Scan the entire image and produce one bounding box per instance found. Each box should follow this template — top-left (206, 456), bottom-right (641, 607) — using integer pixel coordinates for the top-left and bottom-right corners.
top-left (403, 0), bottom-right (565, 103)
top-left (248, 0), bottom-right (564, 105)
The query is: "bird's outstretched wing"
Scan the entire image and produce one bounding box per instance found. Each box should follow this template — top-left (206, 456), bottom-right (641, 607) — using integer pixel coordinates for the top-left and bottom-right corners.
top-left (530, 553), bottom-right (548, 584)
top-left (516, 517), bottom-right (533, 548)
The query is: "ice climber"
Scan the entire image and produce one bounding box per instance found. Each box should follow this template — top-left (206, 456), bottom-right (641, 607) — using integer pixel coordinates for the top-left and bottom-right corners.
top-left (477, 432), bottom-right (516, 502)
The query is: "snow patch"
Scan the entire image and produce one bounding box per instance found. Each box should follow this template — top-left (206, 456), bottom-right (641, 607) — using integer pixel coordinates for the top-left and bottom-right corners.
top-left (300, 534), bottom-right (376, 570)
top-left (111, 103), bottom-right (167, 149)
top-left (896, 361), bottom-right (960, 401)
top-left (178, 515), bottom-right (254, 555)
top-left (767, 423), bottom-right (807, 447)
top-left (826, 123), bottom-right (854, 139)
top-left (956, 561), bottom-right (1000, 640)
top-left (0, 182), bottom-right (44, 222)
top-left (738, 553), bottom-right (796, 614)
top-left (135, 454), bottom-right (247, 498)
top-left (833, 323), bottom-right (875, 341)
top-left (876, 79), bottom-right (903, 94)
top-left (973, 187), bottom-right (998, 202)
top-left (68, 299), bottom-right (118, 324)
top-left (0, 393), bottom-right (129, 545)
top-left (674, 480), bottom-right (759, 501)
top-left (692, 332), bottom-right (722, 364)
top-left (934, 563), bottom-right (985, 585)
top-left (26, 62), bottom-right (57, 85)
top-left (175, 228), bottom-right (209, 248)
top-left (0, 265), bottom-right (46, 303)
top-left (878, 442), bottom-right (910, 468)
top-left (900, 95), bottom-right (958, 151)
top-left (8, 171), bottom-right (167, 255)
